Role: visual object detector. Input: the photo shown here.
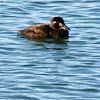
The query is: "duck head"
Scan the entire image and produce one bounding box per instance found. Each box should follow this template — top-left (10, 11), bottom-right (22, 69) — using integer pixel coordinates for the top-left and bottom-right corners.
top-left (50, 17), bottom-right (70, 30)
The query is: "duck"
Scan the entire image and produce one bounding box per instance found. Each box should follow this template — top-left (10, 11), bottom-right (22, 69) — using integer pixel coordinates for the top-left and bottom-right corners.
top-left (17, 17), bottom-right (70, 38)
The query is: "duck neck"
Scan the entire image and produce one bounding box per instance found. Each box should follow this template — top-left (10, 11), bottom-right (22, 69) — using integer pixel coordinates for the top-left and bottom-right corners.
top-left (50, 23), bottom-right (59, 30)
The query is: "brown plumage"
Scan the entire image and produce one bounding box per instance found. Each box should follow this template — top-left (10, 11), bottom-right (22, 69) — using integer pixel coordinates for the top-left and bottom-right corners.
top-left (17, 17), bottom-right (70, 38)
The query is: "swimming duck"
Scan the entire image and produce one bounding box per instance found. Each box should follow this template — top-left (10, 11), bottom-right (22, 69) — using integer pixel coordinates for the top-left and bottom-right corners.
top-left (17, 17), bottom-right (70, 38)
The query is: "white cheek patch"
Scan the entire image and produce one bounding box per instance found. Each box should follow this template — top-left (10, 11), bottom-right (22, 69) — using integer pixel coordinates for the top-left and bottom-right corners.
top-left (53, 21), bottom-right (57, 24)
top-left (59, 23), bottom-right (62, 26)
top-left (59, 23), bottom-right (63, 27)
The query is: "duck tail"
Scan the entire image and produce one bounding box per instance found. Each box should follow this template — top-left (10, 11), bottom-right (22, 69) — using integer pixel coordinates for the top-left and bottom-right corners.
top-left (16, 30), bottom-right (26, 34)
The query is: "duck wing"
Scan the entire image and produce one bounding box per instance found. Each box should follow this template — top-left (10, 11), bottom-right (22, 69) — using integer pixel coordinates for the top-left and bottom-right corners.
top-left (17, 24), bottom-right (51, 38)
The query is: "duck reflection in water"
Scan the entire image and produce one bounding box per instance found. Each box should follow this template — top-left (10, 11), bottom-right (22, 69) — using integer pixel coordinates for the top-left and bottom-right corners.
top-left (26, 36), bottom-right (69, 45)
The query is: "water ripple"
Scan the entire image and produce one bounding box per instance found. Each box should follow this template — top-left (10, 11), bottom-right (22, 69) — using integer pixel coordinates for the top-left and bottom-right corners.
top-left (0, 0), bottom-right (100, 100)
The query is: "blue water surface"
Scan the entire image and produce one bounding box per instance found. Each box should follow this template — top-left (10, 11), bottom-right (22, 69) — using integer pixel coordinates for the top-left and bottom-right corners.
top-left (0, 0), bottom-right (100, 100)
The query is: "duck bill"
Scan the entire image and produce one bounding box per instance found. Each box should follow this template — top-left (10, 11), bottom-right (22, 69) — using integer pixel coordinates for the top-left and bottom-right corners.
top-left (62, 24), bottom-right (70, 30)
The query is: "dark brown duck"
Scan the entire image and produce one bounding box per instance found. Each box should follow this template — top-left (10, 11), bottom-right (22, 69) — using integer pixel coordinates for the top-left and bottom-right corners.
top-left (17, 17), bottom-right (70, 38)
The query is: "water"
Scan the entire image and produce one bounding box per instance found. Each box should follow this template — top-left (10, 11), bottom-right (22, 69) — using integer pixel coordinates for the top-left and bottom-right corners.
top-left (0, 0), bottom-right (100, 99)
